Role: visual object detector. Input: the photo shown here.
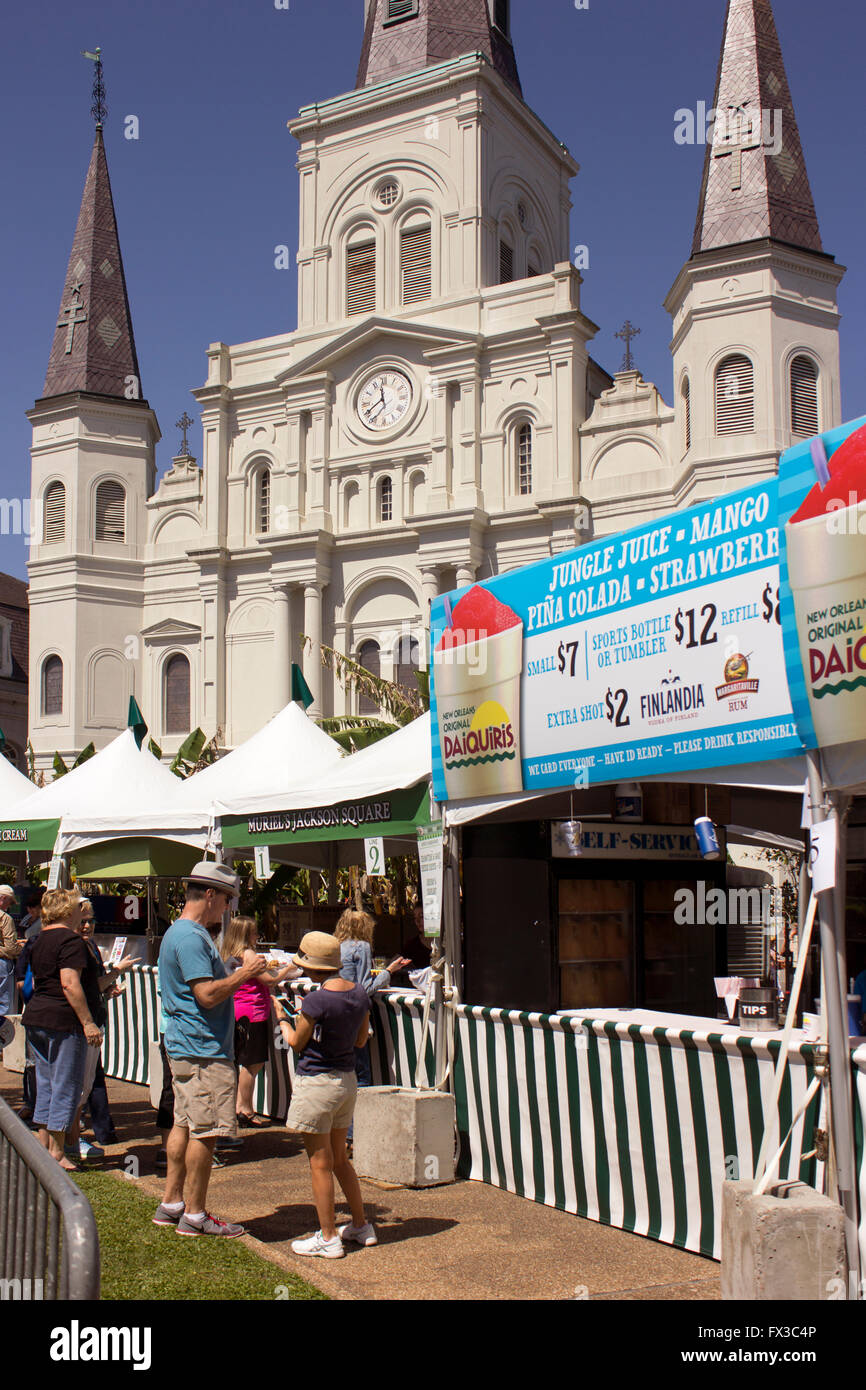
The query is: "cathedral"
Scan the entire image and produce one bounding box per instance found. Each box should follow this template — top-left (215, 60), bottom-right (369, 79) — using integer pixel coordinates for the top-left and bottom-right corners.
top-left (27, 0), bottom-right (843, 770)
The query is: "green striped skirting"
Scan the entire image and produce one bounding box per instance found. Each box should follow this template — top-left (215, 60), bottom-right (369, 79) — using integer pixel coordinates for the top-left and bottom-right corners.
top-left (105, 971), bottom-right (853, 1263)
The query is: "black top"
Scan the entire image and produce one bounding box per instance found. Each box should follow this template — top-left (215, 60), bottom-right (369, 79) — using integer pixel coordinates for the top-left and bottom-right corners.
top-left (22, 927), bottom-right (89, 1033)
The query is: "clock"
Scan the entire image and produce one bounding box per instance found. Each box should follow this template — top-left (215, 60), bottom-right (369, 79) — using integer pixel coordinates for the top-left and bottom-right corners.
top-left (357, 370), bottom-right (413, 431)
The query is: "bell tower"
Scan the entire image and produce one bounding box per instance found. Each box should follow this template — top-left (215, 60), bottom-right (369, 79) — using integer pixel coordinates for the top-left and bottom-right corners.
top-left (665, 0), bottom-right (844, 499)
top-left (27, 51), bottom-right (159, 769)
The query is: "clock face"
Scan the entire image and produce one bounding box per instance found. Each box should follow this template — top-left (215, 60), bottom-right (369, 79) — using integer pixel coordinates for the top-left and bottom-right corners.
top-left (357, 370), bottom-right (413, 431)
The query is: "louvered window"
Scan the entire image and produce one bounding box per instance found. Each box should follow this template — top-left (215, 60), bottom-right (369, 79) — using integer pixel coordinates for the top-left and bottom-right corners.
top-left (401, 224), bottom-right (431, 305)
top-left (95, 480), bottom-right (125, 542)
top-left (715, 355), bottom-right (755, 435)
top-left (494, 0), bottom-right (510, 33)
top-left (379, 476), bottom-right (393, 523)
top-left (164, 654), bottom-right (191, 735)
top-left (42, 655), bottom-right (62, 717)
top-left (791, 356), bottom-right (819, 437)
top-left (357, 641), bottom-right (380, 715)
top-left (683, 378), bottom-right (691, 453)
top-left (499, 240), bottom-right (514, 284)
top-left (256, 468), bottom-right (270, 534)
top-left (518, 423), bottom-right (532, 495)
top-left (395, 635), bottom-right (419, 692)
top-left (387, 0), bottom-right (417, 17)
top-left (43, 482), bottom-right (65, 543)
top-left (347, 240), bottom-right (376, 317)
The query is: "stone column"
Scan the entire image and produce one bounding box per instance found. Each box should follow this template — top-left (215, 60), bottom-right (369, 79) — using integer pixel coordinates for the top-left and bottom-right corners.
top-left (420, 567), bottom-right (440, 611)
top-left (272, 584), bottom-right (292, 713)
top-left (456, 563), bottom-right (475, 591)
top-left (303, 582), bottom-right (323, 715)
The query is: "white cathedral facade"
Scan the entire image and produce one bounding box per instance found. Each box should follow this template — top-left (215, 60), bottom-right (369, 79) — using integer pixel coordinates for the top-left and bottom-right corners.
top-left (27, 0), bottom-right (844, 769)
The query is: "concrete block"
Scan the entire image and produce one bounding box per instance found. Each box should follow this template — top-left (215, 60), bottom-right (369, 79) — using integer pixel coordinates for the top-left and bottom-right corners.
top-left (353, 1086), bottom-right (456, 1187)
top-left (1, 1016), bottom-right (26, 1074)
top-left (722, 1179), bottom-right (846, 1300)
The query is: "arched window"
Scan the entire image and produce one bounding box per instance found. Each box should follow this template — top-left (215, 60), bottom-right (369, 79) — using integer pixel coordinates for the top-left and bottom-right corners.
top-left (499, 238), bottom-right (514, 284)
top-left (95, 480), bottom-right (125, 542)
top-left (357, 640), bottom-right (380, 715)
top-left (517, 423), bottom-right (533, 495)
top-left (395, 635), bottom-right (419, 692)
top-left (682, 378), bottom-right (691, 453)
top-left (255, 467), bottom-right (271, 534)
top-left (493, 0), bottom-right (510, 34)
top-left (790, 356), bottom-right (819, 437)
top-left (164, 654), bottom-right (191, 735)
top-left (43, 482), bottom-right (66, 543)
top-left (715, 355), bottom-right (755, 435)
top-left (401, 221), bottom-right (431, 305)
top-left (347, 234), bottom-right (376, 317)
top-left (42, 655), bottom-right (63, 716)
top-left (379, 476), bottom-right (393, 523)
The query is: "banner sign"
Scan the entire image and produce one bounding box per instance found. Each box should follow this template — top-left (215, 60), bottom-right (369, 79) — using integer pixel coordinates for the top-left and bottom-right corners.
top-left (220, 784), bottom-right (430, 848)
top-left (364, 837), bottom-right (385, 876)
top-left (0, 819), bottom-right (62, 854)
top-left (417, 819), bottom-right (443, 938)
top-left (431, 415), bottom-right (866, 802)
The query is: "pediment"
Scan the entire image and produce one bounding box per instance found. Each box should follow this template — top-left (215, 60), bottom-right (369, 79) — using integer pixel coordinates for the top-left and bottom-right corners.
top-left (140, 618), bottom-right (202, 641)
top-left (277, 317), bottom-right (479, 384)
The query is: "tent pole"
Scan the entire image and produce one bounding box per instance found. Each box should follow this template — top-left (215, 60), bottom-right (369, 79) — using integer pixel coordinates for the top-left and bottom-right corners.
top-left (806, 749), bottom-right (859, 1295)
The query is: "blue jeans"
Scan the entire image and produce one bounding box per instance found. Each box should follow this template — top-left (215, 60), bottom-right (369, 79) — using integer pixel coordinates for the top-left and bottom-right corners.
top-left (0, 959), bottom-right (15, 1016)
top-left (27, 1027), bottom-right (88, 1133)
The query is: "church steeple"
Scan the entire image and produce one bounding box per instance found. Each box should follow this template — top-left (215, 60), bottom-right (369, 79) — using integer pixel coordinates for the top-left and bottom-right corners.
top-left (357, 0), bottom-right (521, 96)
top-left (691, 0), bottom-right (823, 257)
top-left (41, 125), bottom-right (144, 401)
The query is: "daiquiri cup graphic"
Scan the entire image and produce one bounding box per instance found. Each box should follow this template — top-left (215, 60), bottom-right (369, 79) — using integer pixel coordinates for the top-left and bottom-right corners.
top-left (787, 423), bottom-right (866, 748)
top-left (434, 585), bottom-right (524, 798)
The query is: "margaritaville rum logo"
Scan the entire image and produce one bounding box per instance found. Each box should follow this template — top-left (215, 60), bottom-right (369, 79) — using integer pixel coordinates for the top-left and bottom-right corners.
top-left (715, 653), bottom-right (760, 705)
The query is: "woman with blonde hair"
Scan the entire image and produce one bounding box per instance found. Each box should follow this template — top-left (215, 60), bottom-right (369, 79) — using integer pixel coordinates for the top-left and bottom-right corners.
top-left (221, 916), bottom-right (297, 1126)
top-left (21, 889), bottom-right (102, 1170)
top-left (334, 909), bottom-right (409, 1096)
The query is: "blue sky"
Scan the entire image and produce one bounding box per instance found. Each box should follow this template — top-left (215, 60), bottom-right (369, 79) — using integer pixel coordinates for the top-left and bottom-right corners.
top-left (1, 0), bottom-right (863, 581)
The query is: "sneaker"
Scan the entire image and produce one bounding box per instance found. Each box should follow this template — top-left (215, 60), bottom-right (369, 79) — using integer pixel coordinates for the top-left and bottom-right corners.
top-left (77, 1139), bottom-right (104, 1161)
top-left (176, 1211), bottom-right (245, 1238)
top-left (338, 1220), bottom-right (377, 1247)
top-left (152, 1202), bottom-right (185, 1227)
top-left (291, 1230), bottom-right (345, 1259)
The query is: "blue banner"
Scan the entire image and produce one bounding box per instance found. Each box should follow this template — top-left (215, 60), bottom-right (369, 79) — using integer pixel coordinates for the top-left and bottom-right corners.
top-left (430, 415), bottom-right (866, 802)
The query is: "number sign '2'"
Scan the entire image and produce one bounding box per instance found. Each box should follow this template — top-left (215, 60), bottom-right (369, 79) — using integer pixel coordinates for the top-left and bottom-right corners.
top-left (365, 837), bottom-right (385, 876)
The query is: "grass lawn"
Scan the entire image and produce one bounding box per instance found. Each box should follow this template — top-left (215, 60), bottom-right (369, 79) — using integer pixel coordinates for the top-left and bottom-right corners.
top-left (72, 1172), bottom-right (327, 1301)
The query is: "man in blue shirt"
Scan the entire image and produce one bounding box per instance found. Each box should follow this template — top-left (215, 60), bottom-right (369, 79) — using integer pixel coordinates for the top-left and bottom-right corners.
top-left (154, 862), bottom-right (266, 1237)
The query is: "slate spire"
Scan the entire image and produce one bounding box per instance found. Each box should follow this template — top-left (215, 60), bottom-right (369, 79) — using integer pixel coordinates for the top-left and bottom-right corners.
top-left (357, 0), bottom-right (521, 96)
top-left (691, 0), bottom-right (823, 256)
top-left (42, 127), bottom-right (143, 400)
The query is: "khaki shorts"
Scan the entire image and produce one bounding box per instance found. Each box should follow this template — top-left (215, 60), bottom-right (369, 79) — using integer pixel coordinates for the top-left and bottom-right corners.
top-left (286, 1070), bottom-right (357, 1135)
top-left (169, 1057), bottom-right (238, 1141)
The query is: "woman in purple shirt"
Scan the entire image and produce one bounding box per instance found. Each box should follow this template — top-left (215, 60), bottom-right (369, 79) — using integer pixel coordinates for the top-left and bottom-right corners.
top-left (279, 930), bottom-right (375, 1258)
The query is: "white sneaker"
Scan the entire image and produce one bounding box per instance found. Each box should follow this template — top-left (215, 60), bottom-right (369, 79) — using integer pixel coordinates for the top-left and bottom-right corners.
top-left (291, 1230), bottom-right (345, 1259)
top-left (338, 1220), bottom-right (377, 1247)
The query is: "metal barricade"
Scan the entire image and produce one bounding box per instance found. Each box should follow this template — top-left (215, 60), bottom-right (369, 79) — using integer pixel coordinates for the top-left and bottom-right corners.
top-left (0, 1095), bottom-right (100, 1300)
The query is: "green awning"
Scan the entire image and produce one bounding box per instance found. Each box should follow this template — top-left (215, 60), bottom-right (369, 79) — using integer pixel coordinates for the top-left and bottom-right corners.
top-left (0, 819), bottom-right (62, 854)
top-left (73, 838), bottom-right (200, 880)
top-left (221, 783), bottom-right (430, 849)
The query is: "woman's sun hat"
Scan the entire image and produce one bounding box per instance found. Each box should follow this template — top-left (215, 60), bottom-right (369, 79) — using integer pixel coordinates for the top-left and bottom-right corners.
top-left (293, 931), bottom-right (341, 974)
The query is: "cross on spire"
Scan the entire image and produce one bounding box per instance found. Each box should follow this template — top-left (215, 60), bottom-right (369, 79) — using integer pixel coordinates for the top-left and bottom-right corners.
top-left (615, 320), bottom-right (641, 372)
top-left (57, 290), bottom-right (88, 355)
top-left (176, 412), bottom-right (194, 456)
top-left (713, 103), bottom-right (762, 191)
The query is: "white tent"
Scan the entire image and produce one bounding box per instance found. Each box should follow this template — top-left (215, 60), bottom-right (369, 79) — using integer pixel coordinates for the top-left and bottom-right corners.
top-left (175, 701), bottom-right (343, 808)
top-left (0, 754), bottom-right (38, 815)
top-left (212, 712), bottom-right (431, 818)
